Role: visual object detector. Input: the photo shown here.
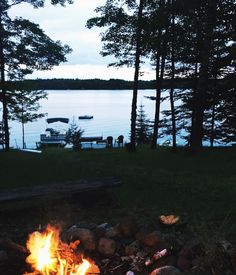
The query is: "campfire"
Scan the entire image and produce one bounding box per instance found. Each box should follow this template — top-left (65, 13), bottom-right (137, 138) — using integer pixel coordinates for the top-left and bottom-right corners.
top-left (24, 225), bottom-right (99, 275)
top-left (0, 217), bottom-right (235, 274)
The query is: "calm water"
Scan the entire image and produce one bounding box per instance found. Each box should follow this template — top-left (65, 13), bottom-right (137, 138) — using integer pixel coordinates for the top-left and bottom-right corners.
top-left (9, 89), bottom-right (170, 149)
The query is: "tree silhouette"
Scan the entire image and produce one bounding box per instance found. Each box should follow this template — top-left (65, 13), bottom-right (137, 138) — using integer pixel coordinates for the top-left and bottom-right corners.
top-left (0, 0), bottom-right (72, 151)
top-left (8, 89), bottom-right (47, 149)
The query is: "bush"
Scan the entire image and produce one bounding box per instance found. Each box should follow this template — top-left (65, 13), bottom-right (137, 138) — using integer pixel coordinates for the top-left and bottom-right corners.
top-left (65, 122), bottom-right (84, 150)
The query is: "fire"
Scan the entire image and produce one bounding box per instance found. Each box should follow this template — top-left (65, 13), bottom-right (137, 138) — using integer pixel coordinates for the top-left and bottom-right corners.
top-left (24, 225), bottom-right (99, 275)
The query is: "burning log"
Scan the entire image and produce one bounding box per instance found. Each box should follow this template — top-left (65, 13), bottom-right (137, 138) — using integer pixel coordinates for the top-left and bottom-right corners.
top-left (23, 225), bottom-right (100, 275)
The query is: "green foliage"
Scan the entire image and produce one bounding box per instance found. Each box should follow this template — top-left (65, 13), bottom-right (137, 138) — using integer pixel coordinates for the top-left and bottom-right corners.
top-left (7, 89), bottom-right (47, 148)
top-left (2, 16), bottom-right (72, 79)
top-left (1, 0), bottom-right (73, 10)
top-left (65, 121), bottom-right (84, 150)
top-left (135, 103), bottom-right (152, 144)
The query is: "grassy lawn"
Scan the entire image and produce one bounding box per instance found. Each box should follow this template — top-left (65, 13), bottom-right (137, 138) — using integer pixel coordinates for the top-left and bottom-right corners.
top-left (0, 146), bottom-right (236, 237)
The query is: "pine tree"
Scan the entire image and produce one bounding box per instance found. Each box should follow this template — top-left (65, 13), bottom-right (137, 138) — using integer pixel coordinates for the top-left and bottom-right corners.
top-left (135, 103), bottom-right (152, 145)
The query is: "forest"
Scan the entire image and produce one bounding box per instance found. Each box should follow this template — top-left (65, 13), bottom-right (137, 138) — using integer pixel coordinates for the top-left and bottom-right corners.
top-left (86, 0), bottom-right (236, 151)
top-left (6, 78), bottom-right (197, 90)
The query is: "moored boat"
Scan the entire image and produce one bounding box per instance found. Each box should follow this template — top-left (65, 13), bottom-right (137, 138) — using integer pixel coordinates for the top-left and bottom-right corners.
top-left (78, 115), bottom-right (93, 120)
top-left (37, 117), bottom-right (69, 148)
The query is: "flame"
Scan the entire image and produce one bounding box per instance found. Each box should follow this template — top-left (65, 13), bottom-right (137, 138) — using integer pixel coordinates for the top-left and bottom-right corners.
top-left (24, 225), bottom-right (99, 275)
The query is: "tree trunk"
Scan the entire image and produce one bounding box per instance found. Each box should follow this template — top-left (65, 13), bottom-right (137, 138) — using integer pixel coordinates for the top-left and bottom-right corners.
top-left (210, 101), bottom-right (215, 147)
top-left (0, 9), bottom-right (10, 151)
top-left (151, 0), bottom-right (171, 149)
top-left (191, 0), bottom-right (216, 153)
top-left (21, 105), bottom-right (25, 149)
top-left (151, 55), bottom-right (161, 149)
top-left (170, 3), bottom-right (176, 149)
top-left (190, 62), bottom-right (199, 147)
top-left (210, 77), bottom-right (217, 147)
top-left (130, 0), bottom-right (144, 152)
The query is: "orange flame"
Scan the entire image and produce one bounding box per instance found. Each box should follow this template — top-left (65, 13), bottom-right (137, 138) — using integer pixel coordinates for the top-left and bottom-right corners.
top-left (24, 225), bottom-right (99, 275)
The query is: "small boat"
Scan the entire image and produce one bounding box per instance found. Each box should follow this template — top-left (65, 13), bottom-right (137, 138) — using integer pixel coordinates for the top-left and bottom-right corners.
top-left (38, 117), bottom-right (69, 148)
top-left (78, 115), bottom-right (93, 120)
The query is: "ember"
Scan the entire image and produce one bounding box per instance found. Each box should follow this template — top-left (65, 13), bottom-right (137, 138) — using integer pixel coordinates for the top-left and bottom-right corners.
top-left (24, 225), bottom-right (99, 275)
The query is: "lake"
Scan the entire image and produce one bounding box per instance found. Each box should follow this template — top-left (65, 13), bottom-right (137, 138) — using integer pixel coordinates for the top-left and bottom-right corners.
top-left (9, 89), bottom-right (171, 149)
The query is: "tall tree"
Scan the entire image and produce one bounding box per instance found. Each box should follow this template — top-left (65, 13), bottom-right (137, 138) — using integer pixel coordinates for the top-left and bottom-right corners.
top-left (130, 0), bottom-right (145, 151)
top-left (0, 0), bottom-right (72, 150)
top-left (87, 0), bottom-right (145, 151)
top-left (8, 89), bottom-right (47, 149)
top-left (191, 0), bottom-right (217, 152)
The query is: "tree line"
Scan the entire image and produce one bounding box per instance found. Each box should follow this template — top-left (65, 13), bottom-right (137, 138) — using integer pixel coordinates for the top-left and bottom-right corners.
top-left (5, 78), bottom-right (200, 90)
top-left (87, 0), bottom-right (236, 151)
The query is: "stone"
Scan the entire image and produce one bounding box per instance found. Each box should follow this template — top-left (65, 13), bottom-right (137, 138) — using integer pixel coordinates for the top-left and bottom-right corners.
top-left (231, 250), bottom-right (236, 274)
top-left (125, 240), bottom-right (140, 256)
top-left (98, 237), bottom-right (116, 256)
top-left (179, 238), bottom-right (203, 259)
top-left (140, 231), bottom-right (164, 248)
top-left (105, 226), bottom-right (120, 238)
top-left (150, 265), bottom-right (181, 275)
top-left (118, 217), bottom-right (139, 237)
top-left (155, 255), bottom-right (177, 269)
top-left (162, 233), bottom-right (183, 253)
top-left (65, 227), bottom-right (96, 251)
top-left (177, 256), bottom-right (191, 271)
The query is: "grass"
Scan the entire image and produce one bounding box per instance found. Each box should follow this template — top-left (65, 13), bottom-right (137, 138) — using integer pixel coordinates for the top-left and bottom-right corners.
top-left (0, 146), bottom-right (236, 237)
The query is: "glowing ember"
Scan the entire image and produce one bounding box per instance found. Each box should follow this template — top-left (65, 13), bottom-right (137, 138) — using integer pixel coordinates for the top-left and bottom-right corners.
top-left (24, 225), bottom-right (99, 275)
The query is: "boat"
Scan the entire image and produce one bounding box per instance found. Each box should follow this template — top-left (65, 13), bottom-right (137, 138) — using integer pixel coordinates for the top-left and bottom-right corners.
top-left (78, 115), bottom-right (93, 120)
top-left (37, 117), bottom-right (69, 148)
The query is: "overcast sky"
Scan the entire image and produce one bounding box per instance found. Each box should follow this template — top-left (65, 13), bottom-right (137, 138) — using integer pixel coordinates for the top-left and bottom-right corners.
top-left (9, 0), bottom-right (154, 80)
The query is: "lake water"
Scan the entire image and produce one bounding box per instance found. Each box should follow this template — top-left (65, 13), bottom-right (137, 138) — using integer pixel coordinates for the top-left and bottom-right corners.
top-left (9, 89), bottom-right (171, 149)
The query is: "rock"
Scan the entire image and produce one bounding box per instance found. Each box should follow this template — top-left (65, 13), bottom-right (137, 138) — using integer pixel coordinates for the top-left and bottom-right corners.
top-left (150, 265), bottom-right (181, 275)
top-left (125, 240), bottom-right (140, 256)
top-left (155, 255), bottom-right (177, 269)
top-left (97, 223), bottom-right (111, 230)
top-left (140, 231), bottom-right (164, 248)
top-left (98, 237), bottom-right (116, 256)
top-left (177, 256), bottom-right (191, 271)
top-left (179, 238), bottom-right (203, 259)
top-left (118, 218), bottom-right (139, 237)
top-left (162, 233), bottom-right (183, 253)
top-left (105, 226), bottom-right (120, 238)
top-left (0, 250), bottom-right (8, 262)
top-left (65, 227), bottom-right (96, 251)
top-left (75, 221), bottom-right (97, 230)
top-left (231, 250), bottom-right (236, 274)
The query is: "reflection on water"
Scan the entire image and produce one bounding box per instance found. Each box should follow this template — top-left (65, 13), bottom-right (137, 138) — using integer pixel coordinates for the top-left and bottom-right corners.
top-left (9, 89), bottom-right (169, 149)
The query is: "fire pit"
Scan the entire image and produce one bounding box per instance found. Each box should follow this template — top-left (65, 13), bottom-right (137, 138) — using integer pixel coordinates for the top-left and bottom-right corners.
top-left (0, 216), bottom-right (235, 275)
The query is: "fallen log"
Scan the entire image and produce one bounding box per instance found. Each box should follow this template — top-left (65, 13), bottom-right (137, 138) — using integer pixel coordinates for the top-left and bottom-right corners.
top-left (0, 177), bottom-right (121, 203)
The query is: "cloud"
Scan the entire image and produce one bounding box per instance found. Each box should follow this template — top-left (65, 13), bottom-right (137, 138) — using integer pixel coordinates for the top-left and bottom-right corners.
top-left (27, 64), bottom-right (155, 81)
top-left (8, 0), bottom-right (154, 80)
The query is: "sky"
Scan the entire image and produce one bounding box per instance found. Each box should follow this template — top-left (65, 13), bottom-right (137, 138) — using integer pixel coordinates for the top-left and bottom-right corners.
top-left (9, 0), bottom-right (155, 81)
